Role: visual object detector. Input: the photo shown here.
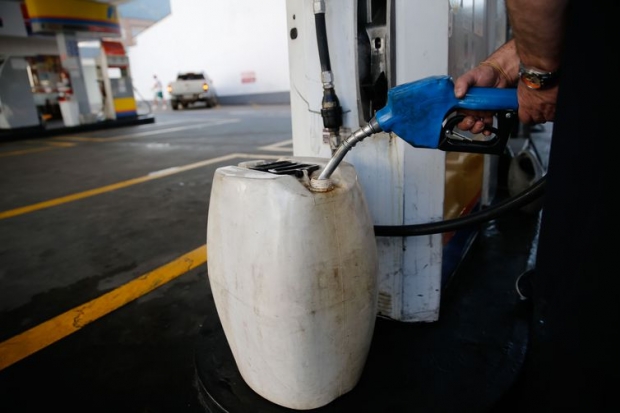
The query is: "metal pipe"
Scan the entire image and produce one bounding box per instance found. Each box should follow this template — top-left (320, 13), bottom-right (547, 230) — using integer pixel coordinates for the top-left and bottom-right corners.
top-left (317, 118), bottom-right (382, 180)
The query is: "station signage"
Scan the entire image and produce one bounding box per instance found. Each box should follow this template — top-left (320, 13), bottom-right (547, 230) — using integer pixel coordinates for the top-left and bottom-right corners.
top-left (24, 0), bottom-right (120, 36)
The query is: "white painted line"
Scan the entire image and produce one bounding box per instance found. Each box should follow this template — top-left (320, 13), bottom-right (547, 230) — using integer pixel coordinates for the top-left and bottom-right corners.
top-left (117, 118), bottom-right (240, 139)
top-left (258, 139), bottom-right (294, 152)
top-left (50, 119), bottom-right (241, 143)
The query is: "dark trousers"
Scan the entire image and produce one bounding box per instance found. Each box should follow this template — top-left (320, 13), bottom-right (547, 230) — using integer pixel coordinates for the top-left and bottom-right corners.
top-left (504, 2), bottom-right (616, 411)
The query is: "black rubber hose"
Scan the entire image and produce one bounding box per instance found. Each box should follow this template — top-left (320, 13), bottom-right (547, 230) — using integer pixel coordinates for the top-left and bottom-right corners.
top-left (314, 12), bottom-right (331, 72)
top-left (374, 176), bottom-right (546, 237)
top-left (314, 7), bottom-right (343, 131)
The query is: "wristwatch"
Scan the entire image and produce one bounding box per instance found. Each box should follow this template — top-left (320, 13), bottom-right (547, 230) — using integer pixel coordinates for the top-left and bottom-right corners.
top-left (518, 63), bottom-right (560, 90)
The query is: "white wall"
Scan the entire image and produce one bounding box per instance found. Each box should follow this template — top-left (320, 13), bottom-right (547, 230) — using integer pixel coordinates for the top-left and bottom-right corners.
top-left (126, 0), bottom-right (290, 101)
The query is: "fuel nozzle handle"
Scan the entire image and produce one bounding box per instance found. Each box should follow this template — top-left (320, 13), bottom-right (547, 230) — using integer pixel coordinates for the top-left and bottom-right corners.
top-left (317, 75), bottom-right (519, 181)
top-left (317, 118), bottom-right (382, 180)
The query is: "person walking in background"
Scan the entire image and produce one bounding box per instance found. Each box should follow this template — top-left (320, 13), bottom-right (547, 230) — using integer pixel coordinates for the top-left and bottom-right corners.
top-left (152, 74), bottom-right (166, 110)
top-left (453, 1), bottom-right (613, 410)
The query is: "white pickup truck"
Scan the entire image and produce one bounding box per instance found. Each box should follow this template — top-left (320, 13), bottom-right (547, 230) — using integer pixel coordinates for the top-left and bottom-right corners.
top-left (167, 72), bottom-right (218, 110)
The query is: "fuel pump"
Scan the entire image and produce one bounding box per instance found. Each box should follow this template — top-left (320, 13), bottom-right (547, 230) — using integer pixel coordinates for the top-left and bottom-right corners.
top-left (285, 0), bottom-right (529, 323)
top-left (98, 40), bottom-right (137, 120)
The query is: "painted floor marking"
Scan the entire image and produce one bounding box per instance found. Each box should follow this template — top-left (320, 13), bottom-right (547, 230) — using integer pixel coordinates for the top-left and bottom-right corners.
top-left (0, 245), bottom-right (208, 371)
top-left (0, 146), bottom-right (55, 157)
top-left (258, 139), bottom-right (294, 152)
top-left (52, 119), bottom-right (239, 142)
top-left (0, 141), bottom-right (77, 158)
top-left (0, 152), bottom-right (294, 369)
top-left (0, 152), bottom-right (282, 220)
top-left (40, 141), bottom-right (77, 147)
top-left (50, 136), bottom-right (113, 143)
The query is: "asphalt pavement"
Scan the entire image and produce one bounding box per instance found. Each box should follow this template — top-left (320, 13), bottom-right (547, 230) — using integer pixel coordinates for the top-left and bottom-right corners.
top-left (0, 104), bottom-right (294, 412)
top-left (0, 104), bottom-right (549, 412)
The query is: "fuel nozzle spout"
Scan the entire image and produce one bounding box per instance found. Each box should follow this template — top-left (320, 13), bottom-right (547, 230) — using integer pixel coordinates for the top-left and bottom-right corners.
top-left (317, 117), bottom-right (382, 181)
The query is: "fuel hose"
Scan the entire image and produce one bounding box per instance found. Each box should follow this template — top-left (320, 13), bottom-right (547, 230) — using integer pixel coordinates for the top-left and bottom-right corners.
top-left (374, 176), bottom-right (546, 236)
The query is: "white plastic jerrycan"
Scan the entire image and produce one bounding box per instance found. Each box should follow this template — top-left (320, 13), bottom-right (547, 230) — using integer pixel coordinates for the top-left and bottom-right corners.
top-left (206, 156), bottom-right (379, 410)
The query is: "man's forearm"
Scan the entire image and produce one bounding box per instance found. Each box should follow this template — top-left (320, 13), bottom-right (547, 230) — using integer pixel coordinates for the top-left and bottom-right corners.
top-left (506, 0), bottom-right (568, 71)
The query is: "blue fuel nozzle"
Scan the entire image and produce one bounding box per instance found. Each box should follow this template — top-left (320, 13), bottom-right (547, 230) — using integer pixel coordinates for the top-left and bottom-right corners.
top-left (317, 75), bottom-right (519, 181)
top-left (375, 75), bottom-right (518, 154)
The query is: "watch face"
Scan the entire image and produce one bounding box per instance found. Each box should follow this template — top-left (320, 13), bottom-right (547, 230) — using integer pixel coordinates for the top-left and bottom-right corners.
top-left (521, 73), bottom-right (543, 89)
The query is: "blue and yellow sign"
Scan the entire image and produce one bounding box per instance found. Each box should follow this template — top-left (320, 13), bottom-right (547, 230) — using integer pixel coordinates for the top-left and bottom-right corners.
top-left (24, 0), bottom-right (120, 36)
top-left (113, 96), bottom-right (138, 118)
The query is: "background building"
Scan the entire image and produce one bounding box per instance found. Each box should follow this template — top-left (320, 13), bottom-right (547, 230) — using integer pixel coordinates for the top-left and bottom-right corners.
top-left (123, 0), bottom-right (291, 106)
top-left (0, 0), bottom-right (291, 135)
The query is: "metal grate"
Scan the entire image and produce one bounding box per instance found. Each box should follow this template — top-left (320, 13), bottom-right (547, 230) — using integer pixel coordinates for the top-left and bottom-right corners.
top-left (249, 161), bottom-right (320, 178)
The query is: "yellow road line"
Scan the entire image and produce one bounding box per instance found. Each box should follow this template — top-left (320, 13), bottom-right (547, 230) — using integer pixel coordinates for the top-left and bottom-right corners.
top-left (0, 153), bottom-right (245, 220)
top-left (0, 141), bottom-right (77, 157)
top-left (0, 245), bottom-right (208, 372)
top-left (0, 153), bottom-right (283, 220)
top-left (43, 141), bottom-right (77, 147)
top-left (52, 136), bottom-right (110, 142)
top-left (0, 147), bottom-right (55, 157)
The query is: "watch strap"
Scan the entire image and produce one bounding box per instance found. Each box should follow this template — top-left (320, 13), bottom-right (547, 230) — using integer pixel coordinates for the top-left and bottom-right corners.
top-left (518, 63), bottom-right (560, 90)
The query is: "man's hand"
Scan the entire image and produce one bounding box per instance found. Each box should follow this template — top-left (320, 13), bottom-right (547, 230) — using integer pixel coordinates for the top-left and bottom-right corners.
top-left (516, 83), bottom-right (558, 125)
top-left (453, 40), bottom-right (521, 135)
top-left (453, 63), bottom-right (502, 135)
